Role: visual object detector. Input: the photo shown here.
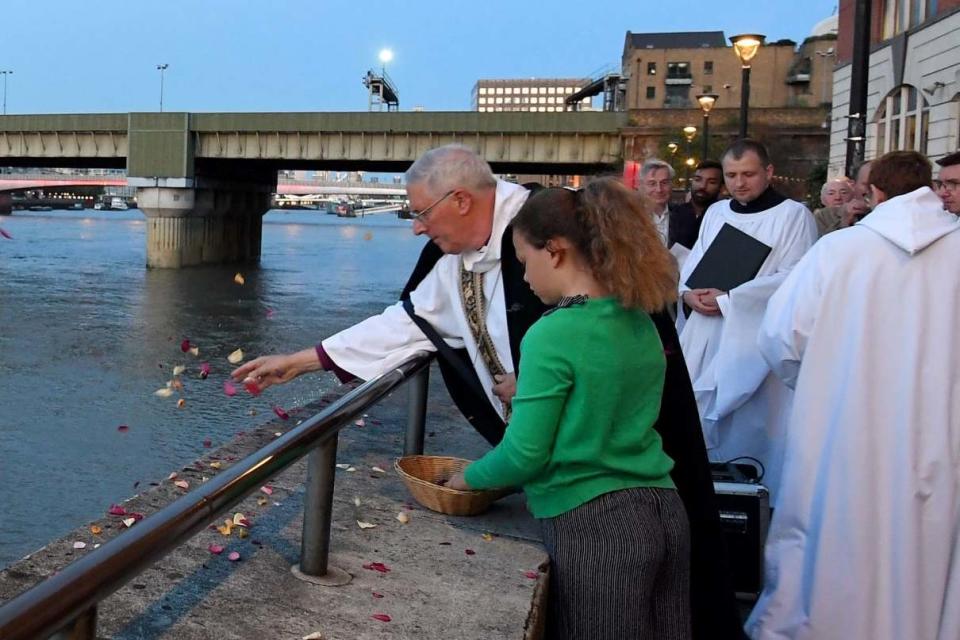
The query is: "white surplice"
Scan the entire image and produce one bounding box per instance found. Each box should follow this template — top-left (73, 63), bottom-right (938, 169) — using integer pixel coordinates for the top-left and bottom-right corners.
top-left (678, 197), bottom-right (817, 501)
top-left (321, 180), bottom-right (529, 421)
top-left (747, 187), bottom-right (960, 640)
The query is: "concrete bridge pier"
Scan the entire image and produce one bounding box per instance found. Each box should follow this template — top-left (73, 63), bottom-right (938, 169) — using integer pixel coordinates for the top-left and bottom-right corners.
top-left (138, 187), bottom-right (269, 269)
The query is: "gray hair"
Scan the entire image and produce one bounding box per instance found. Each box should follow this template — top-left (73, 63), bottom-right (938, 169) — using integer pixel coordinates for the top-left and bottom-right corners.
top-left (640, 158), bottom-right (676, 180)
top-left (821, 177), bottom-right (853, 196)
top-left (405, 144), bottom-right (497, 196)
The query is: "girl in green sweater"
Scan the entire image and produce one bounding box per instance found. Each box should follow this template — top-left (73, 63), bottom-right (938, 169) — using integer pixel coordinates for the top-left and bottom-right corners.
top-left (447, 178), bottom-right (691, 639)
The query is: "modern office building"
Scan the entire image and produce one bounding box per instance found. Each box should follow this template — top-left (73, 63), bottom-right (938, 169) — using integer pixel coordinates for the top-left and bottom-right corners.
top-left (472, 78), bottom-right (593, 112)
top-left (829, 0), bottom-right (960, 175)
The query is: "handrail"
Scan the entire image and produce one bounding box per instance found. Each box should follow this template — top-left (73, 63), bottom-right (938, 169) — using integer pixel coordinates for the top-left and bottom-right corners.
top-left (0, 353), bottom-right (433, 640)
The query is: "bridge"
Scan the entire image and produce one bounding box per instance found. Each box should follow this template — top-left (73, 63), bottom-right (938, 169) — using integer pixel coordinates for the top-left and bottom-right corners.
top-left (0, 111), bottom-right (627, 267)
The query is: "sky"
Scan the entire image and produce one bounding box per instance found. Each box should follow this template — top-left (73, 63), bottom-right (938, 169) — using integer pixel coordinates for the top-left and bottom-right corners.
top-left (0, 0), bottom-right (838, 114)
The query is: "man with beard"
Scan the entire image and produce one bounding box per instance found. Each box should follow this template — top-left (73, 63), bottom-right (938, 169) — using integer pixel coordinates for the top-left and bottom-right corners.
top-left (669, 160), bottom-right (724, 249)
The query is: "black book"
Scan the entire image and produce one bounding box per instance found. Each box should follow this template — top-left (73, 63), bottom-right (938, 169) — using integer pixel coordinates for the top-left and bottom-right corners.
top-left (685, 223), bottom-right (772, 292)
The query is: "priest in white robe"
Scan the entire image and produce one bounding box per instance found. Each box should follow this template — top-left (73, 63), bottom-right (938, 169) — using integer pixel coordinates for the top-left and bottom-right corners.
top-left (679, 140), bottom-right (817, 502)
top-left (747, 152), bottom-right (960, 640)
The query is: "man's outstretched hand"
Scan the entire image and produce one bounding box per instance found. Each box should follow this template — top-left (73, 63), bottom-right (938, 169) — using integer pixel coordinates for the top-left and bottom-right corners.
top-left (230, 348), bottom-right (322, 391)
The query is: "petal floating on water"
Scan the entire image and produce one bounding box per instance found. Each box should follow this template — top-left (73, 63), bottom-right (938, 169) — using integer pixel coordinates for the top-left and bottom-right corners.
top-left (208, 544), bottom-right (224, 555)
top-left (180, 339), bottom-right (191, 353)
top-left (223, 381), bottom-right (237, 397)
top-left (199, 362), bottom-right (210, 379)
top-left (172, 365), bottom-right (186, 376)
top-left (154, 388), bottom-right (174, 398)
top-left (272, 406), bottom-right (290, 420)
top-left (227, 551), bottom-right (241, 561)
top-left (107, 504), bottom-right (127, 516)
top-left (227, 348), bottom-right (244, 364)
top-left (0, 228), bottom-right (12, 240)
top-left (117, 425), bottom-right (129, 433)
top-left (243, 380), bottom-right (261, 396)
top-left (396, 512), bottom-right (409, 524)
top-left (189, 346), bottom-right (200, 357)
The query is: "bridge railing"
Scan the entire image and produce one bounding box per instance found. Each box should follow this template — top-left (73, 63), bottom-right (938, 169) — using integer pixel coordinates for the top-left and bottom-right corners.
top-left (0, 354), bottom-right (433, 640)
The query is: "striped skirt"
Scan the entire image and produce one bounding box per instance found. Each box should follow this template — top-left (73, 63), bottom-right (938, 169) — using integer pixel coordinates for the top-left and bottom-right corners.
top-left (540, 486), bottom-right (691, 640)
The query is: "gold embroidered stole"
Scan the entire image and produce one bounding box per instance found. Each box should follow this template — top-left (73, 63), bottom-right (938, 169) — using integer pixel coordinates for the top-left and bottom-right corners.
top-left (459, 261), bottom-right (511, 419)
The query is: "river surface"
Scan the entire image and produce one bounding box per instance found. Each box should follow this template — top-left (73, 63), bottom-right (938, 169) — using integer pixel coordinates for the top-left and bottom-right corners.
top-left (0, 209), bottom-right (426, 569)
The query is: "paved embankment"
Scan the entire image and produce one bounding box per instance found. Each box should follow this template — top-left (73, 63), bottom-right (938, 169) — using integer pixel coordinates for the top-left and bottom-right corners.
top-left (0, 368), bottom-right (548, 639)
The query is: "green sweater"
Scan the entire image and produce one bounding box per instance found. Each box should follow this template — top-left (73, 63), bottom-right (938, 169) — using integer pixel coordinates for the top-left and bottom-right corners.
top-left (465, 297), bottom-right (675, 519)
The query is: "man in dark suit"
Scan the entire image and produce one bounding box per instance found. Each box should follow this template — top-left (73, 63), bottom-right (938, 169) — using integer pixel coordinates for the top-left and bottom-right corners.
top-left (669, 160), bottom-right (724, 249)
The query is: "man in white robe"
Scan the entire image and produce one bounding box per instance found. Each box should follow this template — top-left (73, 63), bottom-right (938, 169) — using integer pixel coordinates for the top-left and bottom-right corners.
top-left (679, 139), bottom-right (817, 501)
top-left (747, 152), bottom-right (960, 640)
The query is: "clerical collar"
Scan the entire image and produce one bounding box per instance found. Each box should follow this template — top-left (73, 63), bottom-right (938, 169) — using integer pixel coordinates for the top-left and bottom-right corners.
top-left (730, 187), bottom-right (787, 214)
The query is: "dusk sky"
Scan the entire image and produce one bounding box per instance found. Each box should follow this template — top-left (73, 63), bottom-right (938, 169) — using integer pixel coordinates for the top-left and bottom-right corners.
top-left (1, 0), bottom-right (837, 114)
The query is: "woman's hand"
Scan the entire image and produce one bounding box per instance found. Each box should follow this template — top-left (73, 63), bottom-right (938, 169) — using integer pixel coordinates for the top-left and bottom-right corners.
top-left (230, 348), bottom-right (321, 391)
top-left (444, 471), bottom-right (472, 491)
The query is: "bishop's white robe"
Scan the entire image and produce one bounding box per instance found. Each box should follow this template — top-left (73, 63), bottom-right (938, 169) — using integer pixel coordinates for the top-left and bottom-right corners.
top-left (679, 196), bottom-right (817, 501)
top-left (747, 187), bottom-right (960, 640)
top-left (322, 180), bottom-right (529, 420)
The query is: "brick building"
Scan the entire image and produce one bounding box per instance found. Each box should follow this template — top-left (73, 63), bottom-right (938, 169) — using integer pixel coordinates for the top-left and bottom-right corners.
top-left (828, 0), bottom-right (960, 175)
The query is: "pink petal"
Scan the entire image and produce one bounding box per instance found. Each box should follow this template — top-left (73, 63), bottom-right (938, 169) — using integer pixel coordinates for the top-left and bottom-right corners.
top-left (208, 544), bottom-right (224, 555)
top-left (260, 486), bottom-right (273, 495)
top-left (203, 439), bottom-right (212, 448)
top-left (223, 381), bottom-right (237, 397)
top-left (362, 562), bottom-right (391, 573)
top-left (0, 228), bottom-right (12, 240)
top-left (371, 614), bottom-right (391, 622)
top-left (227, 551), bottom-right (241, 561)
top-left (372, 592), bottom-right (385, 599)
top-left (524, 570), bottom-right (538, 580)
top-left (244, 380), bottom-right (261, 396)
top-left (107, 504), bottom-right (127, 516)
top-left (272, 406), bottom-right (290, 420)
top-left (128, 512), bottom-right (145, 521)
top-left (464, 549), bottom-right (476, 556)
top-left (199, 362), bottom-right (210, 379)
top-left (180, 339), bottom-right (191, 353)
top-left (265, 308), bottom-right (275, 318)
top-left (117, 425), bottom-right (129, 433)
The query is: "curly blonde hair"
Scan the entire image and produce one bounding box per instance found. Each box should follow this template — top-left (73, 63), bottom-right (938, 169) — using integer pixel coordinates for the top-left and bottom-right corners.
top-left (512, 178), bottom-right (678, 312)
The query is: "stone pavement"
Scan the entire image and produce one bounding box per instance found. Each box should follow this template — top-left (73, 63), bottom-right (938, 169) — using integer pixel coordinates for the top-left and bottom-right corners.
top-left (0, 366), bottom-right (549, 639)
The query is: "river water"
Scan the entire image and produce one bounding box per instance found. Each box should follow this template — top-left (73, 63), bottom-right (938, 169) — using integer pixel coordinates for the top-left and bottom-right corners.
top-left (0, 209), bottom-right (426, 569)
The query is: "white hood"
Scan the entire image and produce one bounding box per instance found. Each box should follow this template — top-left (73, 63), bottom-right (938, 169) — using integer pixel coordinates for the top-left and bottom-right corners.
top-left (858, 186), bottom-right (960, 255)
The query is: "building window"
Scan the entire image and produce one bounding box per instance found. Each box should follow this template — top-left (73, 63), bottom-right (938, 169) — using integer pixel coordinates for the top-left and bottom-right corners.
top-left (521, 87), bottom-right (529, 94)
top-left (667, 62), bottom-right (691, 79)
top-left (704, 61), bottom-right (714, 75)
top-left (646, 86), bottom-right (656, 99)
top-left (703, 85), bottom-right (713, 93)
top-left (479, 97), bottom-right (487, 105)
top-left (647, 62), bottom-right (657, 75)
top-left (665, 85), bottom-right (690, 107)
top-left (874, 85), bottom-right (929, 155)
top-left (548, 87), bottom-right (556, 94)
top-left (479, 88), bottom-right (488, 95)
top-left (882, 0), bottom-right (936, 39)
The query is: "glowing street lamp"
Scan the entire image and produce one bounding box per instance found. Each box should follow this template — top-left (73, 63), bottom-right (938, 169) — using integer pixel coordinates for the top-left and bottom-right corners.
top-left (730, 33), bottom-right (765, 138)
top-left (696, 93), bottom-right (719, 159)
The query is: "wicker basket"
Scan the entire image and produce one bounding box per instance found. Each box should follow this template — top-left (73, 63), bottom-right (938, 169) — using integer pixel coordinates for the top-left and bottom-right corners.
top-left (394, 455), bottom-right (511, 516)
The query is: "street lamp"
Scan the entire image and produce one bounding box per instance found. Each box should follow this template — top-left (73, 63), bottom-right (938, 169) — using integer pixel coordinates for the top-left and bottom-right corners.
top-left (156, 64), bottom-right (169, 112)
top-left (682, 126), bottom-right (698, 185)
top-left (696, 93), bottom-right (718, 159)
top-left (730, 33), bottom-right (766, 139)
top-left (0, 70), bottom-right (12, 116)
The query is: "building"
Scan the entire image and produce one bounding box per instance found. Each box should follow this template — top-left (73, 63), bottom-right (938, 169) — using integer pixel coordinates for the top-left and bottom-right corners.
top-left (619, 27), bottom-right (837, 199)
top-left (472, 78), bottom-right (593, 112)
top-left (829, 0), bottom-right (960, 175)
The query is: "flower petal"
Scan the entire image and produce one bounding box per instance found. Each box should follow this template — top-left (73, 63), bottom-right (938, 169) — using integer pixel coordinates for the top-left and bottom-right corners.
top-left (524, 570), bottom-right (538, 580)
top-left (223, 381), bottom-right (237, 397)
top-left (272, 406), bottom-right (290, 420)
top-left (233, 272), bottom-right (245, 285)
top-left (117, 425), bottom-right (130, 433)
top-left (232, 513), bottom-right (251, 527)
top-left (357, 520), bottom-right (377, 530)
top-left (199, 362), bottom-right (211, 379)
top-left (244, 380), bottom-right (261, 396)
top-left (203, 439), bottom-right (212, 448)
top-left (90, 525), bottom-right (102, 535)
top-left (174, 479), bottom-right (189, 490)
top-left (154, 388), bottom-right (174, 398)
top-left (354, 418), bottom-right (365, 427)
top-left (260, 485), bottom-right (273, 495)
top-left (208, 544), bottom-right (224, 555)
top-left (180, 339), bottom-right (191, 353)
top-left (189, 346), bottom-right (200, 357)
top-left (371, 614), bottom-right (391, 622)
top-left (172, 365), bottom-right (186, 376)
top-left (362, 562), bottom-right (390, 573)
top-left (122, 517), bottom-right (136, 528)
top-left (228, 551), bottom-right (241, 561)
top-left (371, 466), bottom-right (385, 474)
top-left (108, 504), bottom-right (127, 516)
top-left (372, 592), bottom-right (384, 599)
top-left (73, 541), bottom-right (87, 549)
top-left (227, 348), bottom-right (244, 364)
top-left (396, 512), bottom-right (409, 524)
top-left (482, 533), bottom-right (494, 542)
top-left (0, 228), bottom-right (13, 240)
top-left (256, 495), bottom-right (268, 506)
top-left (177, 398), bottom-right (186, 408)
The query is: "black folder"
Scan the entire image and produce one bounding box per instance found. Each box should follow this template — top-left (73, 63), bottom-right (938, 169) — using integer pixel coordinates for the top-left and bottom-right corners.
top-left (685, 223), bottom-right (772, 292)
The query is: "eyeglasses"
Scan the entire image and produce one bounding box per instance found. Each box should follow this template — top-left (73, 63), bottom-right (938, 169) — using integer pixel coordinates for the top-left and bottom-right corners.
top-left (933, 179), bottom-right (960, 192)
top-left (410, 189), bottom-right (454, 222)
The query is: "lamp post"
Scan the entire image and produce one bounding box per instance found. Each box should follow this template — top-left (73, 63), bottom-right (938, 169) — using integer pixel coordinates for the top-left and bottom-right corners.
top-left (695, 93), bottom-right (718, 160)
top-left (730, 33), bottom-right (765, 139)
top-left (682, 126), bottom-right (697, 185)
top-left (0, 70), bottom-right (12, 116)
top-left (156, 64), bottom-right (169, 112)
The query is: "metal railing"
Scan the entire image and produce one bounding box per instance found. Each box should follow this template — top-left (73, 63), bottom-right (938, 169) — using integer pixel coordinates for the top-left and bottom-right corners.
top-left (0, 354), bottom-right (433, 640)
